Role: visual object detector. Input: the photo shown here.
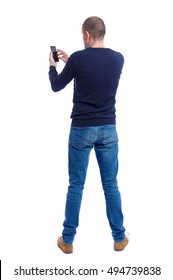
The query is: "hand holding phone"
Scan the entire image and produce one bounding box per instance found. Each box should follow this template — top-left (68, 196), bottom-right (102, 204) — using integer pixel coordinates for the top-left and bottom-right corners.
top-left (50, 46), bottom-right (59, 62)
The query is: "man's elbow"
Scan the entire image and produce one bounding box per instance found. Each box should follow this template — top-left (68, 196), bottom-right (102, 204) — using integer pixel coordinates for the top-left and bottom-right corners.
top-left (51, 82), bottom-right (63, 92)
top-left (51, 85), bottom-right (59, 92)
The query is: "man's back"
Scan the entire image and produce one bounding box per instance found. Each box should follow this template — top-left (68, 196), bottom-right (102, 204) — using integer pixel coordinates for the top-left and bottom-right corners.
top-left (49, 47), bottom-right (124, 126)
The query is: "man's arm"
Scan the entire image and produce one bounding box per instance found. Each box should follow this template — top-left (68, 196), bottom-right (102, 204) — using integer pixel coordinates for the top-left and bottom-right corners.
top-left (48, 50), bottom-right (75, 92)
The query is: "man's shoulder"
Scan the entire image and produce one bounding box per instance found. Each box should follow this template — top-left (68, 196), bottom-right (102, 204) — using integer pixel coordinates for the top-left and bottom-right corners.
top-left (68, 49), bottom-right (91, 65)
top-left (108, 48), bottom-right (124, 59)
top-left (70, 49), bottom-right (86, 58)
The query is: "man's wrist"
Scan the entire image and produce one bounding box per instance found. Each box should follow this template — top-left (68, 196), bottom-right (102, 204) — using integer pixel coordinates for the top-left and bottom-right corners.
top-left (49, 65), bottom-right (56, 70)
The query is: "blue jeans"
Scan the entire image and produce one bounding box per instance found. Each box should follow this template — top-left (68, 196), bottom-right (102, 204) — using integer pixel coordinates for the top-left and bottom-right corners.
top-left (62, 125), bottom-right (125, 244)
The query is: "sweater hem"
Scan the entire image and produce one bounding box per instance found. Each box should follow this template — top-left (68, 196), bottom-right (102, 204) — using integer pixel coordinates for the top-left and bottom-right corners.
top-left (71, 118), bottom-right (115, 127)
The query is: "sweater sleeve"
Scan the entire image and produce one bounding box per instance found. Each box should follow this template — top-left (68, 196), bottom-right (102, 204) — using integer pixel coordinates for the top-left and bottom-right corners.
top-left (48, 57), bottom-right (76, 92)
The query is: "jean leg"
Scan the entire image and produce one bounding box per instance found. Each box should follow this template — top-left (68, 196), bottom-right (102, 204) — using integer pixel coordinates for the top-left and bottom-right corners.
top-left (95, 126), bottom-right (125, 242)
top-left (62, 127), bottom-right (92, 244)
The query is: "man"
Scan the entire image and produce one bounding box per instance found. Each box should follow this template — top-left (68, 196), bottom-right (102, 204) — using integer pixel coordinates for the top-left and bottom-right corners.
top-left (49, 16), bottom-right (128, 254)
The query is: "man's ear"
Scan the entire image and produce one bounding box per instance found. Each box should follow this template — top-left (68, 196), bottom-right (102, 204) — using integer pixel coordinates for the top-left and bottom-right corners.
top-left (84, 30), bottom-right (90, 40)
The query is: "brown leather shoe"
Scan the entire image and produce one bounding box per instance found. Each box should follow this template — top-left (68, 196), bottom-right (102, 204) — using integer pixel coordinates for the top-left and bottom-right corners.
top-left (57, 236), bottom-right (73, 254)
top-left (114, 236), bottom-right (129, 251)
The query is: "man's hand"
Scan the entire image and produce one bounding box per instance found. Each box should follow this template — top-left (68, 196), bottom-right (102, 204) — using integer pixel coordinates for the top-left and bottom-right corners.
top-left (57, 49), bottom-right (69, 64)
top-left (49, 51), bottom-right (57, 67)
top-left (49, 49), bottom-right (69, 67)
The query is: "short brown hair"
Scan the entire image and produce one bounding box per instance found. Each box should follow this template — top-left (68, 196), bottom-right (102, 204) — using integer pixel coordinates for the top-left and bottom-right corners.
top-left (82, 16), bottom-right (106, 40)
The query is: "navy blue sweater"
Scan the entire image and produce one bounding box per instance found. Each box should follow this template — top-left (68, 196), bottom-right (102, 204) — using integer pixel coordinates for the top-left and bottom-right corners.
top-left (49, 47), bottom-right (124, 126)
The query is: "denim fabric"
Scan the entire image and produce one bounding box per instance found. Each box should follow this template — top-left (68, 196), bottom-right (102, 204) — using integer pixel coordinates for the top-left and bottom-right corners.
top-left (62, 125), bottom-right (125, 244)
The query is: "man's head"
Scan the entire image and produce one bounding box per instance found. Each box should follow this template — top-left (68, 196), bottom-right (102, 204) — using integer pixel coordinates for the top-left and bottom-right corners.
top-left (82, 16), bottom-right (106, 48)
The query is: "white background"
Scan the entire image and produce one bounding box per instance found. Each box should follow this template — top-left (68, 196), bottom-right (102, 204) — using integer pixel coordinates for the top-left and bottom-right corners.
top-left (0, 0), bottom-right (173, 279)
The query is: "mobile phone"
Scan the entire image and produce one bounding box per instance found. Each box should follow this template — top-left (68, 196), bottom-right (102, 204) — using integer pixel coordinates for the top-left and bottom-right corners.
top-left (50, 46), bottom-right (59, 62)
